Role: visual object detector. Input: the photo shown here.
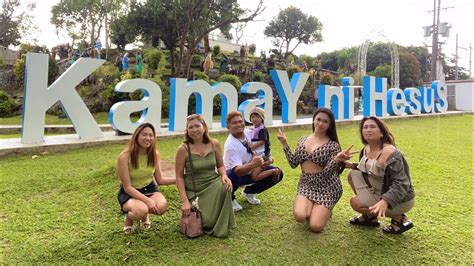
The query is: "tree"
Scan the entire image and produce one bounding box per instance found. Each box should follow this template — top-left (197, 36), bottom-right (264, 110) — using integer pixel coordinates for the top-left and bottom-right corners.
top-left (399, 49), bottom-right (422, 88)
top-left (51, 0), bottom-right (126, 49)
top-left (128, 0), bottom-right (264, 77)
top-left (264, 6), bottom-right (323, 59)
top-left (51, 0), bottom-right (104, 47)
top-left (110, 16), bottom-right (136, 51)
top-left (0, 0), bottom-right (36, 47)
top-left (407, 46), bottom-right (430, 82)
top-left (232, 22), bottom-right (247, 44)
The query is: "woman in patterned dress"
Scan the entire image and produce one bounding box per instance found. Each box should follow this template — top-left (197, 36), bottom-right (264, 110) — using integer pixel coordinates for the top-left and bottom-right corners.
top-left (277, 108), bottom-right (352, 232)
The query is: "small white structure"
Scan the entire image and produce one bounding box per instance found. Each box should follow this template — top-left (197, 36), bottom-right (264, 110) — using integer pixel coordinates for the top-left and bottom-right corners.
top-left (208, 33), bottom-right (255, 53)
top-left (446, 80), bottom-right (473, 111)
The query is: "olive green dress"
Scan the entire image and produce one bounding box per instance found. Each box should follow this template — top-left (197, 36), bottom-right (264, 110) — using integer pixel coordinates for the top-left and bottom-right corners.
top-left (184, 150), bottom-right (236, 237)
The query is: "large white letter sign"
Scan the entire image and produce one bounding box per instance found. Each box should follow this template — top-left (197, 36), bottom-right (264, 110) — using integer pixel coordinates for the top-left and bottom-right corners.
top-left (238, 82), bottom-right (273, 125)
top-left (109, 79), bottom-right (162, 134)
top-left (363, 76), bottom-right (387, 117)
top-left (270, 70), bottom-right (309, 123)
top-left (404, 88), bottom-right (421, 114)
top-left (22, 53), bottom-right (104, 144)
top-left (169, 79), bottom-right (238, 131)
top-left (387, 88), bottom-right (406, 116)
top-left (432, 80), bottom-right (448, 113)
top-left (317, 84), bottom-right (344, 120)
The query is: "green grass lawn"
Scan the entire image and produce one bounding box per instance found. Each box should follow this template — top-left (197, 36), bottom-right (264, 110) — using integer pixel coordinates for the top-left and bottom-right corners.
top-left (0, 115), bottom-right (472, 264)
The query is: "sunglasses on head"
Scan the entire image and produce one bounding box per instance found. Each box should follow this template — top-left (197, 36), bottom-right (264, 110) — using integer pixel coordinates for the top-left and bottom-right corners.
top-left (186, 114), bottom-right (203, 120)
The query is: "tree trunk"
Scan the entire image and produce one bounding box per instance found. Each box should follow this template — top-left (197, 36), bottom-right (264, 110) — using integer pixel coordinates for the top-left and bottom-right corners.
top-left (184, 48), bottom-right (195, 79)
top-left (203, 35), bottom-right (210, 53)
top-left (105, 14), bottom-right (109, 60)
top-left (170, 47), bottom-right (176, 76)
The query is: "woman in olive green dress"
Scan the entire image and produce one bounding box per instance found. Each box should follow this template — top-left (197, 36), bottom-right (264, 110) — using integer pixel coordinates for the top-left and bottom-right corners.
top-left (175, 114), bottom-right (235, 237)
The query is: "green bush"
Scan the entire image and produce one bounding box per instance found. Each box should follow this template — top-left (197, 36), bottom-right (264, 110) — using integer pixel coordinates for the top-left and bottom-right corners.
top-left (191, 54), bottom-right (202, 66)
top-left (13, 56), bottom-right (59, 89)
top-left (78, 86), bottom-right (94, 97)
top-left (145, 49), bottom-right (164, 70)
top-left (100, 83), bottom-right (129, 105)
top-left (0, 91), bottom-right (19, 117)
top-left (287, 65), bottom-right (301, 78)
top-left (218, 74), bottom-right (242, 90)
top-left (212, 45), bottom-right (221, 57)
top-left (252, 71), bottom-right (267, 82)
top-left (148, 76), bottom-right (170, 118)
top-left (194, 71), bottom-right (211, 83)
top-left (320, 73), bottom-right (333, 85)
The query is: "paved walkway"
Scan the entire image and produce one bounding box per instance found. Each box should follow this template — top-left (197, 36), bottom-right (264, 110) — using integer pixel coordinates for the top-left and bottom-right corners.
top-left (0, 111), bottom-right (469, 157)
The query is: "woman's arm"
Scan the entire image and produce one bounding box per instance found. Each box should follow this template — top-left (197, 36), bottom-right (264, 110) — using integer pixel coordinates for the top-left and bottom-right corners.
top-left (153, 152), bottom-right (176, 185)
top-left (380, 150), bottom-right (412, 209)
top-left (175, 145), bottom-right (192, 215)
top-left (213, 139), bottom-right (232, 191)
top-left (117, 152), bottom-right (157, 211)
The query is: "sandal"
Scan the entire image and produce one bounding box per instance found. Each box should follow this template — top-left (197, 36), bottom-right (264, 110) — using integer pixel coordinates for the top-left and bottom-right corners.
top-left (382, 214), bottom-right (414, 234)
top-left (349, 214), bottom-right (380, 227)
top-left (123, 214), bottom-right (134, 234)
top-left (140, 215), bottom-right (151, 231)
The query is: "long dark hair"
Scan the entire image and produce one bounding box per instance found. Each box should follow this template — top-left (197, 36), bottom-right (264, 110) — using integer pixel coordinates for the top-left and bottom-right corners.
top-left (126, 123), bottom-right (157, 169)
top-left (184, 114), bottom-right (211, 144)
top-left (359, 116), bottom-right (396, 146)
top-left (312, 108), bottom-right (339, 144)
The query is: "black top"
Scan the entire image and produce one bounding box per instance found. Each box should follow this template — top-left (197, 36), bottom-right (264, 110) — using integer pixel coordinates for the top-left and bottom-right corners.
top-left (251, 127), bottom-right (270, 157)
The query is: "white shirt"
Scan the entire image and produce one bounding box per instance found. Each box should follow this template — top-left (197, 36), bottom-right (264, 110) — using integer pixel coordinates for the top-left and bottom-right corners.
top-left (223, 129), bottom-right (253, 172)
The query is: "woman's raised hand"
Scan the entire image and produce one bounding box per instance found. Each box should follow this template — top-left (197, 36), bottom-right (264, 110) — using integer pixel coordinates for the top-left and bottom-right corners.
top-left (277, 127), bottom-right (288, 148)
top-left (335, 145), bottom-right (357, 163)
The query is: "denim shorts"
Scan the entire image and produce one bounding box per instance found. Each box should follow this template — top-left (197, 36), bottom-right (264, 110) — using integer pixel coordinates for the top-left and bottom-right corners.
top-left (117, 181), bottom-right (159, 212)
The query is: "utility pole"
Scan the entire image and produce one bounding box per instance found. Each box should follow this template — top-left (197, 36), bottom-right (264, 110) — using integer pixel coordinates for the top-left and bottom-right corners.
top-left (455, 34), bottom-right (458, 80)
top-left (431, 0), bottom-right (440, 81)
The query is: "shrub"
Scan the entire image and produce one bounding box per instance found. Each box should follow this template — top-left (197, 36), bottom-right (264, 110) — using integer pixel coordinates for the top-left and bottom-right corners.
top-left (145, 49), bottom-right (164, 70)
top-left (287, 65), bottom-right (301, 78)
top-left (148, 76), bottom-right (170, 118)
top-left (252, 71), bottom-right (267, 82)
top-left (212, 45), bottom-right (221, 57)
top-left (13, 56), bottom-right (59, 89)
top-left (194, 71), bottom-right (211, 83)
top-left (0, 91), bottom-right (19, 117)
top-left (218, 74), bottom-right (242, 90)
top-left (191, 54), bottom-right (203, 66)
top-left (320, 73), bottom-right (333, 85)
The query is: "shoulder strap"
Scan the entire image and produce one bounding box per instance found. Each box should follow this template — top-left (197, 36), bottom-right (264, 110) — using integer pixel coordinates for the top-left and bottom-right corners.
top-left (185, 142), bottom-right (198, 200)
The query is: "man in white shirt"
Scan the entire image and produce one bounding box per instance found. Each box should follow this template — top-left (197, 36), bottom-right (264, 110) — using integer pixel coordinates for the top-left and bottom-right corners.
top-left (223, 111), bottom-right (284, 211)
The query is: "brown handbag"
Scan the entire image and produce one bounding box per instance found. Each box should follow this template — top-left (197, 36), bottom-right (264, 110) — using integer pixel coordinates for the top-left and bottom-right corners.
top-left (179, 142), bottom-right (203, 238)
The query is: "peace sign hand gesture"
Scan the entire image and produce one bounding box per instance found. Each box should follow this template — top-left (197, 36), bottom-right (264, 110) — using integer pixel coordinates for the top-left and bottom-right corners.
top-left (277, 127), bottom-right (289, 148)
top-left (335, 145), bottom-right (358, 164)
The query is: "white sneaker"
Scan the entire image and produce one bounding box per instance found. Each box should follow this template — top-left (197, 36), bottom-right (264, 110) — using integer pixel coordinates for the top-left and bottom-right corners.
top-left (242, 191), bottom-right (261, 205)
top-left (232, 199), bottom-right (242, 211)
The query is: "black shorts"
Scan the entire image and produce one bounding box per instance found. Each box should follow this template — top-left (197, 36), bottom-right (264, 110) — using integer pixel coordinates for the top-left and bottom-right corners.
top-left (117, 181), bottom-right (159, 213)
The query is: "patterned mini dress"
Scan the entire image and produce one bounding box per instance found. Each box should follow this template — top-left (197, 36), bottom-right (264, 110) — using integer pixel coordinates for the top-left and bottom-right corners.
top-left (283, 136), bottom-right (343, 210)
